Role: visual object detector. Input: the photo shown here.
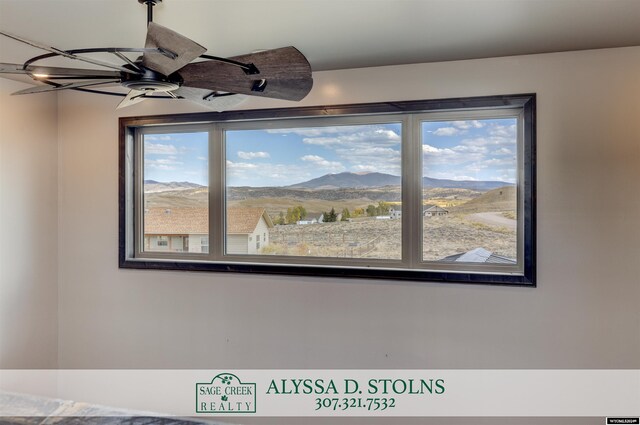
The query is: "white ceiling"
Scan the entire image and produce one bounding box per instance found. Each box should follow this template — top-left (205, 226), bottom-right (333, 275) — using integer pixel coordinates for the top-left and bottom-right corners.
top-left (1, 0), bottom-right (639, 72)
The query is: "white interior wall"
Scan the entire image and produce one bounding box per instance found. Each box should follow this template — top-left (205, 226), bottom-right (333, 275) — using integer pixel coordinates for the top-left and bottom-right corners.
top-left (0, 79), bottom-right (58, 368)
top-left (56, 47), bottom-right (640, 373)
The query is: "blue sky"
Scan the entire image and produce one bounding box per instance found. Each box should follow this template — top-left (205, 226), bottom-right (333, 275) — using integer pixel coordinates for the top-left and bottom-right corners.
top-left (422, 118), bottom-right (517, 183)
top-left (143, 119), bottom-right (517, 187)
top-left (225, 123), bottom-right (402, 187)
top-left (144, 132), bottom-right (208, 186)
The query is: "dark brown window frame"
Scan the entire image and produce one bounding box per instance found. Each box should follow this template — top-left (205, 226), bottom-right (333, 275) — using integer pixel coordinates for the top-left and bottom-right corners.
top-left (119, 93), bottom-right (536, 286)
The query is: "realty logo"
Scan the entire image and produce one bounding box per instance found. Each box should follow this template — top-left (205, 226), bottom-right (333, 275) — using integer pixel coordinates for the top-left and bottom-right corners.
top-left (196, 373), bottom-right (256, 414)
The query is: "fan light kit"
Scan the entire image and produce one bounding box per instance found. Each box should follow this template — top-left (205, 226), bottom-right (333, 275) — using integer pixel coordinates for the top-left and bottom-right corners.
top-left (0, 0), bottom-right (313, 110)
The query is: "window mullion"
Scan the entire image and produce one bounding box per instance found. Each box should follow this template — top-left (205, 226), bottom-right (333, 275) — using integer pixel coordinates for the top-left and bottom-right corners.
top-left (402, 115), bottom-right (422, 269)
top-left (133, 128), bottom-right (144, 258)
top-left (209, 124), bottom-right (224, 261)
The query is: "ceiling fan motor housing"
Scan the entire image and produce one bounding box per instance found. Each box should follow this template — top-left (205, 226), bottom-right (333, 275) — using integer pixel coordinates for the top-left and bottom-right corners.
top-left (120, 65), bottom-right (182, 92)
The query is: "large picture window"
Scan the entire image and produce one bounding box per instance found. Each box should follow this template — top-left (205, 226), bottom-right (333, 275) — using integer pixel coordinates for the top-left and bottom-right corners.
top-left (120, 94), bottom-right (536, 285)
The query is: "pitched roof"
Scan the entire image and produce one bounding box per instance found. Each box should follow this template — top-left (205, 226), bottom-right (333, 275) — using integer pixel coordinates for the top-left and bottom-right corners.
top-left (227, 207), bottom-right (274, 234)
top-left (424, 205), bottom-right (448, 212)
top-left (144, 207), bottom-right (273, 235)
top-left (144, 207), bottom-right (208, 235)
top-left (440, 248), bottom-right (516, 264)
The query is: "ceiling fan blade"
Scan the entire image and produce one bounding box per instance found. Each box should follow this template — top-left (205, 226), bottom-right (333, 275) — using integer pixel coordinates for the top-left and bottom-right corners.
top-left (178, 47), bottom-right (313, 101)
top-left (173, 87), bottom-right (247, 111)
top-left (142, 23), bottom-right (206, 76)
top-left (0, 63), bottom-right (122, 78)
top-left (116, 90), bottom-right (148, 110)
top-left (0, 30), bottom-right (140, 75)
top-left (229, 46), bottom-right (312, 81)
top-left (11, 79), bottom-right (121, 95)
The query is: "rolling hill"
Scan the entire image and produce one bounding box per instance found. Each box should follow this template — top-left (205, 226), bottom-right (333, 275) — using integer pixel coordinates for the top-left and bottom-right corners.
top-left (452, 186), bottom-right (517, 213)
top-left (143, 180), bottom-right (206, 193)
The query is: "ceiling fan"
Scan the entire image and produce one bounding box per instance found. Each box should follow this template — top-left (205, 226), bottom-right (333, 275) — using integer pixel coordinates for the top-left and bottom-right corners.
top-left (0, 0), bottom-right (313, 110)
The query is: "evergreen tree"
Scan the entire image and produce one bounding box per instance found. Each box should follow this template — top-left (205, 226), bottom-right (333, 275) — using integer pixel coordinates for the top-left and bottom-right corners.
top-left (323, 207), bottom-right (338, 222)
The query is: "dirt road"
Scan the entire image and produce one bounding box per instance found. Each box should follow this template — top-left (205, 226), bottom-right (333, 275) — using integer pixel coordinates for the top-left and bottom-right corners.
top-left (469, 212), bottom-right (517, 230)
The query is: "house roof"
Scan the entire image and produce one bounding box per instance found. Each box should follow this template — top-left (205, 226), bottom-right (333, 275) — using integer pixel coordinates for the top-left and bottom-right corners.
top-left (424, 205), bottom-right (448, 212)
top-left (144, 207), bottom-right (208, 235)
top-left (144, 207), bottom-right (273, 235)
top-left (227, 207), bottom-right (274, 234)
top-left (441, 248), bottom-right (516, 264)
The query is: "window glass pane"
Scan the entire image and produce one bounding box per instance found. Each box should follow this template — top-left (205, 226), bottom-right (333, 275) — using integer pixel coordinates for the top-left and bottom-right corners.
top-left (142, 132), bottom-right (209, 254)
top-left (421, 118), bottom-right (517, 264)
top-left (225, 123), bottom-right (402, 259)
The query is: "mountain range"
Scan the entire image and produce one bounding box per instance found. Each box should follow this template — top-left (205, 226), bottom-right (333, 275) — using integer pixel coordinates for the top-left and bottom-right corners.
top-left (287, 172), bottom-right (512, 191)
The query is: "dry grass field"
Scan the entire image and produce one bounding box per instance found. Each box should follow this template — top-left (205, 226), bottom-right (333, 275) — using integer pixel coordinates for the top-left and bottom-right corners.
top-left (144, 183), bottom-right (517, 262)
top-left (264, 212), bottom-right (516, 261)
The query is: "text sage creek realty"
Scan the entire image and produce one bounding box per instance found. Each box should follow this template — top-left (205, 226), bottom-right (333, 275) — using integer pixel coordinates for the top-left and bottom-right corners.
top-left (267, 378), bottom-right (445, 395)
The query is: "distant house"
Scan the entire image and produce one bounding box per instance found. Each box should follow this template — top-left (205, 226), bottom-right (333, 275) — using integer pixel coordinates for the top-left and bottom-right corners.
top-left (297, 214), bottom-right (324, 225)
top-left (423, 205), bottom-right (449, 217)
top-left (227, 207), bottom-right (274, 254)
top-left (388, 205), bottom-right (447, 218)
top-left (143, 207), bottom-right (273, 254)
top-left (389, 206), bottom-right (402, 219)
top-left (144, 208), bottom-right (209, 253)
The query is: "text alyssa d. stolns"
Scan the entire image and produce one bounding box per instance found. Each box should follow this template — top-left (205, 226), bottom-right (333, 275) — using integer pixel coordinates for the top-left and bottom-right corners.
top-left (266, 378), bottom-right (445, 395)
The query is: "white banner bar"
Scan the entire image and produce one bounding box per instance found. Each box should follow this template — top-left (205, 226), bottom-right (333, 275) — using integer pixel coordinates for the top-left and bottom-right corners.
top-left (0, 370), bottom-right (638, 417)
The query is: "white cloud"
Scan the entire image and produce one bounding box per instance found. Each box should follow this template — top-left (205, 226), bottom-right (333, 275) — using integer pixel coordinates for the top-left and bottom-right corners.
top-left (301, 154), bottom-right (324, 162)
top-left (492, 147), bottom-right (513, 156)
top-left (145, 135), bottom-right (171, 141)
top-left (451, 120), bottom-right (485, 130)
top-left (301, 155), bottom-right (345, 172)
top-left (266, 126), bottom-right (374, 137)
top-left (489, 124), bottom-right (517, 138)
top-left (238, 151), bottom-right (270, 160)
top-left (423, 144), bottom-right (485, 165)
top-left (302, 128), bottom-right (400, 147)
top-left (226, 160), bottom-right (257, 170)
top-left (144, 142), bottom-right (178, 155)
top-left (197, 156), bottom-right (207, 161)
top-left (144, 157), bottom-right (183, 171)
top-left (432, 127), bottom-right (461, 136)
top-left (482, 158), bottom-right (515, 167)
top-left (460, 136), bottom-right (515, 148)
top-left (453, 144), bottom-right (488, 154)
top-left (226, 161), bottom-right (313, 186)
